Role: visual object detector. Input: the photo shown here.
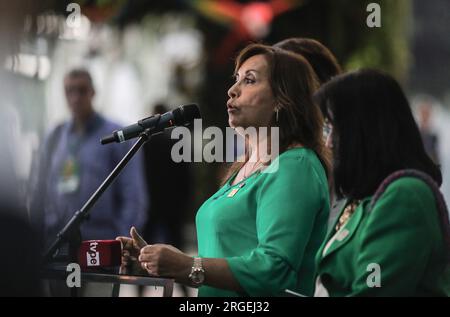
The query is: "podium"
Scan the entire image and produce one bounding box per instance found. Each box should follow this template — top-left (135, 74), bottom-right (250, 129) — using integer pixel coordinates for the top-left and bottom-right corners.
top-left (42, 267), bottom-right (174, 297)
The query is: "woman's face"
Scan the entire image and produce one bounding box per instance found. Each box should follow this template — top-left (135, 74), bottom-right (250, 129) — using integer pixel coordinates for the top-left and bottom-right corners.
top-left (227, 54), bottom-right (277, 129)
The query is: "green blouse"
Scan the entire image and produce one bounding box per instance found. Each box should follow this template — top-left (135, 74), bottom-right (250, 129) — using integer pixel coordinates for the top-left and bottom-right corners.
top-left (316, 177), bottom-right (450, 296)
top-left (195, 147), bottom-right (330, 297)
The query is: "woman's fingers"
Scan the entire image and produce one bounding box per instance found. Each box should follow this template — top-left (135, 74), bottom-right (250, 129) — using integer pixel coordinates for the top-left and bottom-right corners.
top-left (140, 245), bottom-right (153, 254)
top-left (121, 249), bottom-right (130, 266)
top-left (130, 226), bottom-right (147, 249)
top-left (116, 236), bottom-right (134, 250)
top-left (141, 261), bottom-right (159, 276)
top-left (138, 252), bottom-right (152, 263)
top-left (122, 249), bottom-right (139, 263)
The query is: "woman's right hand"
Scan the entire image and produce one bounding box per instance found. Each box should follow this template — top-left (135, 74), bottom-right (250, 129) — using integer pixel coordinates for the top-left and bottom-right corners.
top-left (116, 226), bottom-right (148, 275)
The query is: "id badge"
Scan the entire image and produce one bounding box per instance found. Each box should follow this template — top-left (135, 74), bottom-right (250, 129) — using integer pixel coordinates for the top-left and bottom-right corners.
top-left (57, 156), bottom-right (80, 194)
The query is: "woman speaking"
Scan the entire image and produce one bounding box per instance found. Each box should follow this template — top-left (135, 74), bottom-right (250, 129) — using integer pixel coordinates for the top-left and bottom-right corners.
top-left (118, 43), bottom-right (330, 297)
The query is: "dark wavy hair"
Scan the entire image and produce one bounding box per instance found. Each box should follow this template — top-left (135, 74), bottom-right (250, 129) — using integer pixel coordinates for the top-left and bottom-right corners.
top-left (224, 43), bottom-right (330, 182)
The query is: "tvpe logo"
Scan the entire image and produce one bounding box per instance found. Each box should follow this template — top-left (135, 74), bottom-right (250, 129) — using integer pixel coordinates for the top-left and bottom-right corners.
top-left (86, 241), bottom-right (100, 266)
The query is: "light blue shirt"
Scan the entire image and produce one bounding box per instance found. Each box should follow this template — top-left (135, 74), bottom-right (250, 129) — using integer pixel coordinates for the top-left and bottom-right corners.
top-left (30, 113), bottom-right (148, 247)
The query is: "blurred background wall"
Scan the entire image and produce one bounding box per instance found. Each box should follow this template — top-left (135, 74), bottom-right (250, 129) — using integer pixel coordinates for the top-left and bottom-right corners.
top-left (3, 0), bottom-right (450, 235)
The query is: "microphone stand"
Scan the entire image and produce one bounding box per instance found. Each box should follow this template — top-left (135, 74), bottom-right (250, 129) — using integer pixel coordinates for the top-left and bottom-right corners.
top-left (43, 129), bottom-right (153, 264)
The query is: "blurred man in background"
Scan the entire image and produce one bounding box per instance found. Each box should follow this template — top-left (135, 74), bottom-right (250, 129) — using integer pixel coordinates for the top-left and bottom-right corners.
top-left (30, 68), bottom-right (148, 249)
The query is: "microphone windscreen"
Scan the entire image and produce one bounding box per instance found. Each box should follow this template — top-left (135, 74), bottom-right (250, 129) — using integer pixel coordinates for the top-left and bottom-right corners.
top-left (77, 240), bottom-right (122, 270)
top-left (174, 104), bottom-right (201, 125)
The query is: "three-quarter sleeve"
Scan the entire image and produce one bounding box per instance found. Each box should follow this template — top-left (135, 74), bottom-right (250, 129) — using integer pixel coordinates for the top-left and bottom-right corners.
top-left (226, 155), bottom-right (329, 296)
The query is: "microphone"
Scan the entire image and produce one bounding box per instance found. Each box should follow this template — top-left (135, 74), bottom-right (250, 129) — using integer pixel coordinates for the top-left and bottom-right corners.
top-left (101, 103), bottom-right (201, 144)
top-left (77, 240), bottom-right (122, 272)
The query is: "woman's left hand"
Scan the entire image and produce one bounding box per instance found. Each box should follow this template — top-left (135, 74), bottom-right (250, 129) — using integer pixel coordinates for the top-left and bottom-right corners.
top-left (138, 244), bottom-right (193, 280)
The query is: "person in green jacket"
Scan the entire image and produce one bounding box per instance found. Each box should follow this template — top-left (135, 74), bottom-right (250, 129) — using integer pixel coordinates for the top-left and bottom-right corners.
top-left (117, 43), bottom-right (331, 296)
top-left (313, 69), bottom-right (450, 296)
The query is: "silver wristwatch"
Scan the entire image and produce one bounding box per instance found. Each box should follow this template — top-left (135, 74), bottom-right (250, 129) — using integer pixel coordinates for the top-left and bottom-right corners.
top-left (188, 257), bottom-right (205, 287)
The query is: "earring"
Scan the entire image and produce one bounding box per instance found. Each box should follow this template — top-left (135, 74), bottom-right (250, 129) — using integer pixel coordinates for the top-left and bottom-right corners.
top-left (276, 108), bottom-right (279, 123)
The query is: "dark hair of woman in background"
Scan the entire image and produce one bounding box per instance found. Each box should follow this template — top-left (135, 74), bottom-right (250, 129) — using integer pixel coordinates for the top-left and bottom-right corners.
top-left (313, 69), bottom-right (449, 296)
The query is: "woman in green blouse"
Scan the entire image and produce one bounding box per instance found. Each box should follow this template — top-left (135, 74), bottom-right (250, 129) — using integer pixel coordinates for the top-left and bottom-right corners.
top-left (117, 43), bottom-right (331, 296)
top-left (313, 69), bottom-right (450, 296)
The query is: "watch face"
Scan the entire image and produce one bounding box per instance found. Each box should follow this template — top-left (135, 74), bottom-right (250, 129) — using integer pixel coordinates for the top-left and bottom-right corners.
top-left (191, 270), bottom-right (205, 285)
